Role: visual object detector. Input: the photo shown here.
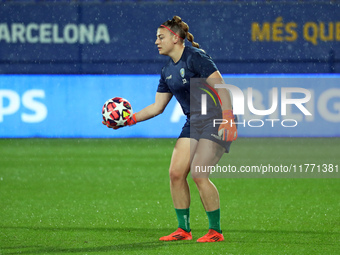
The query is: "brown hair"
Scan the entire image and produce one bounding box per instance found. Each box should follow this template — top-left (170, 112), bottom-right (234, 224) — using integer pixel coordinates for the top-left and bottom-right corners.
top-left (160, 16), bottom-right (200, 48)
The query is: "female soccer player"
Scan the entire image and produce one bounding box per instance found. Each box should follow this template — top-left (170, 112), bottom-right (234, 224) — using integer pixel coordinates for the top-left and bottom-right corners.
top-left (103, 16), bottom-right (237, 243)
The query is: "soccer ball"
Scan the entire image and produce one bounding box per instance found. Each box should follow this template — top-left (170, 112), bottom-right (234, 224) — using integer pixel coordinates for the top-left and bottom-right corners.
top-left (102, 97), bottom-right (133, 127)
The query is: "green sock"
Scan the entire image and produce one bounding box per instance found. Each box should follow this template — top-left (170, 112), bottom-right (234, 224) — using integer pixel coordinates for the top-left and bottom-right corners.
top-left (206, 208), bottom-right (222, 233)
top-left (175, 208), bottom-right (190, 232)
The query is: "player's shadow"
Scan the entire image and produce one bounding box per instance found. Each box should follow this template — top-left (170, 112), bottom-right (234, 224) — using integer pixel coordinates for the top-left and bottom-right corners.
top-left (3, 242), bottom-right (192, 254)
top-left (0, 226), bottom-right (196, 254)
top-left (1, 226), bottom-right (339, 254)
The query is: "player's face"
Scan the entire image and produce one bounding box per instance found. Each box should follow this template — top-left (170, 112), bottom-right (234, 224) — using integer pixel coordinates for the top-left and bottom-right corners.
top-left (155, 28), bottom-right (175, 56)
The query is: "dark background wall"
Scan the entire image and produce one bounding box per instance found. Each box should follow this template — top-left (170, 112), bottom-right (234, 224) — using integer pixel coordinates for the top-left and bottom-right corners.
top-left (0, 0), bottom-right (339, 74)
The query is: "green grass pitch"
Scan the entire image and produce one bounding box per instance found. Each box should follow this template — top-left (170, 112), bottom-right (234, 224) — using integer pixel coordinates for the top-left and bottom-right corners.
top-left (0, 138), bottom-right (339, 254)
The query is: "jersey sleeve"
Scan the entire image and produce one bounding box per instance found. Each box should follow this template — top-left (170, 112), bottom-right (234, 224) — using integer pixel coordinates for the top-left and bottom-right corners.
top-left (190, 50), bottom-right (218, 78)
top-left (157, 68), bottom-right (172, 93)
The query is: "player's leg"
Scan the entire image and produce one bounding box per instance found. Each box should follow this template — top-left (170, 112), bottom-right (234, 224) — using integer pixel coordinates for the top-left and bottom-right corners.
top-left (191, 138), bottom-right (226, 242)
top-left (191, 138), bottom-right (225, 211)
top-left (170, 137), bottom-right (199, 208)
top-left (159, 137), bottom-right (198, 241)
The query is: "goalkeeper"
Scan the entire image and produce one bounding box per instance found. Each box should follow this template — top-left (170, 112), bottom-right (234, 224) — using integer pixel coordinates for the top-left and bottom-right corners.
top-left (103, 16), bottom-right (237, 243)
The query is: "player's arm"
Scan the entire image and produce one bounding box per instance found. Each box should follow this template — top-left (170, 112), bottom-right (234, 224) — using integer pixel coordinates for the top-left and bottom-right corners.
top-left (206, 70), bottom-right (232, 111)
top-left (206, 70), bottom-right (237, 141)
top-left (135, 92), bottom-right (173, 122)
top-left (103, 92), bottom-right (173, 129)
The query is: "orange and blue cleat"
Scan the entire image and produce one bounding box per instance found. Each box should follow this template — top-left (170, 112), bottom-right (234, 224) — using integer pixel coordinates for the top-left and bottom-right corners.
top-left (196, 229), bottom-right (224, 243)
top-left (159, 228), bottom-right (192, 241)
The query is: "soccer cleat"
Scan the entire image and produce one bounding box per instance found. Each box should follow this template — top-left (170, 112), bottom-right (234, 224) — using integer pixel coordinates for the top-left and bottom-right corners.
top-left (159, 228), bottom-right (192, 241)
top-left (196, 229), bottom-right (224, 243)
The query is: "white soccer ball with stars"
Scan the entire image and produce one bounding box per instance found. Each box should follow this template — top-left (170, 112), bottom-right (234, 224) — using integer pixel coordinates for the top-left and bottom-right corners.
top-left (102, 97), bottom-right (133, 127)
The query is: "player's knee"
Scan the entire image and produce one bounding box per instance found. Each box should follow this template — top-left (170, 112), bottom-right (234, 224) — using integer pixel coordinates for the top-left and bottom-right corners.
top-left (169, 168), bottom-right (187, 183)
top-left (192, 177), bottom-right (208, 187)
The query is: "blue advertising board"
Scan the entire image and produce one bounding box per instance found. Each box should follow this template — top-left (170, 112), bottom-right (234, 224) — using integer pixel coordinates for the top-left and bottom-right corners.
top-left (0, 74), bottom-right (339, 138)
top-left (0, 2), bottom-right (339, 74)
top-left (0, 75), bottom-right (185, 138)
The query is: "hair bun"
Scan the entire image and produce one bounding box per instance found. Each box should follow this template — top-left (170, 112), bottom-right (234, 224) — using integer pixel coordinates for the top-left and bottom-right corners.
top-left (172, 16), bottom-right (182, 23)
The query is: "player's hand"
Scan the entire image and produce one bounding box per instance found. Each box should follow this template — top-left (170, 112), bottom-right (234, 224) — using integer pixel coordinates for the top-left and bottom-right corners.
top-left (218, 110), bottom-right (237, 142)
top-left (125, 113), bottom-right (137, 126)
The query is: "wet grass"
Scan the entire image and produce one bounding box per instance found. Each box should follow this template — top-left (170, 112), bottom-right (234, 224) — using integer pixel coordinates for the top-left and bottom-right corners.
top-left (0, 138), bottom-right (339, 254)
